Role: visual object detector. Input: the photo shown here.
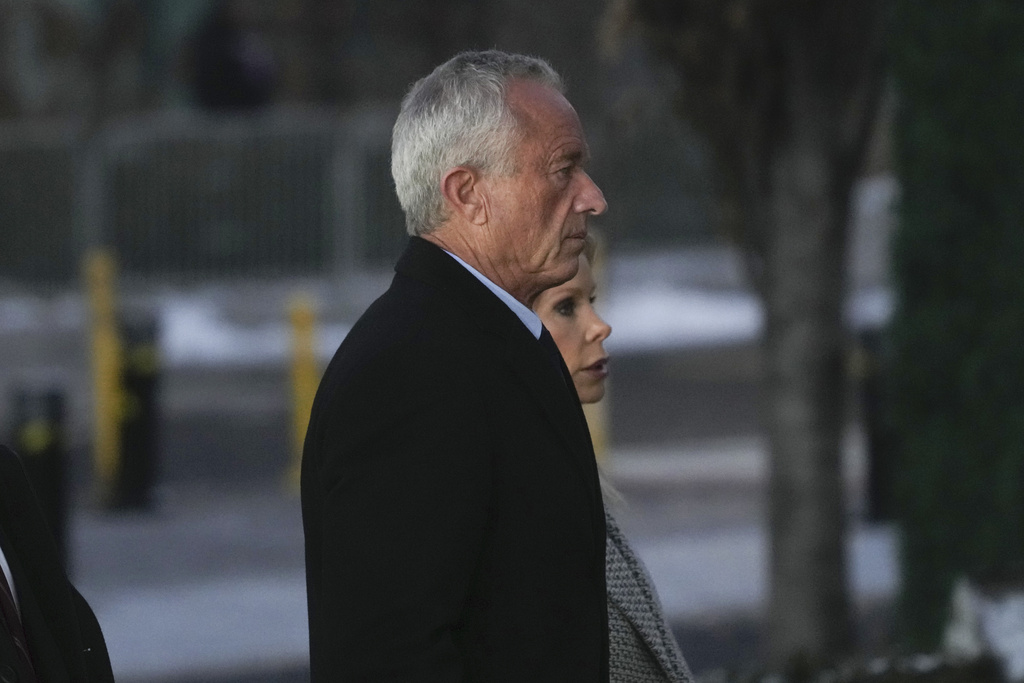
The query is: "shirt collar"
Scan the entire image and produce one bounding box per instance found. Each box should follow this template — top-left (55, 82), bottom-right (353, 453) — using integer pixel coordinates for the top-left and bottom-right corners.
top-left (443, 250), bottom-right (542, 340)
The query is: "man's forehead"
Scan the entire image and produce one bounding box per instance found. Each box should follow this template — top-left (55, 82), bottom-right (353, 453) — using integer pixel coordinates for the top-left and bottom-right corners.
top-left (507, 80), bottom-right (587, 156)
top-left (507, 79), bottom-right (578, 126)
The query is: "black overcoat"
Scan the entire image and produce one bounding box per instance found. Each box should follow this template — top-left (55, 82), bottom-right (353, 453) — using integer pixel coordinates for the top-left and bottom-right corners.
top-left (302, 236), bottom-right (609, 681)
top-left (0, 445), bottom-right (114, 682)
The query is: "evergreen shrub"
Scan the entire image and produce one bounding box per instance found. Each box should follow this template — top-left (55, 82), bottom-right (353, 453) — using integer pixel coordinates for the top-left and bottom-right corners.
top-left (888, 0), bottom-right (1024, 649)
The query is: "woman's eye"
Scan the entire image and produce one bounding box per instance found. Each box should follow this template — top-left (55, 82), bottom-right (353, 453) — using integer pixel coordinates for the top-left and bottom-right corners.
top-left (555, 299), bottom-right (576, 317)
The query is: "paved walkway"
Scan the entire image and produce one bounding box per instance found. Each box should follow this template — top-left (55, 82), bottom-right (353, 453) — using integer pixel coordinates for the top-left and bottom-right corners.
top-left (70, 439), bottom-right (898, 683)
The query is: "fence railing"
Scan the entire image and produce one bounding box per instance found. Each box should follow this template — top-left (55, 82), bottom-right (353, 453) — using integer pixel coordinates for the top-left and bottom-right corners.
top-left (2, 106), bottom-right (407, 290)
top-left (0, 120), bottom-right (83, 287)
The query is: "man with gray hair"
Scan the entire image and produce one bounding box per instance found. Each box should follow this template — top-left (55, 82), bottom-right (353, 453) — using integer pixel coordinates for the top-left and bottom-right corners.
top-left (302, 50), bottom-right (609, 680)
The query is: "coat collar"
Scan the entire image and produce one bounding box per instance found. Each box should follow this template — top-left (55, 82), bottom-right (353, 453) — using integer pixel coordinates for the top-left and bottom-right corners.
top-left (395, 236), bottom-right (527, 341)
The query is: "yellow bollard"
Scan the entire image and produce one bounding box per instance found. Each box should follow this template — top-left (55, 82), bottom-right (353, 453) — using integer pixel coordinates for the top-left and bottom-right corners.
top-left (287, 295), bottom-right (319, 492)
top-left (83, 249), bottom-right (123, 497)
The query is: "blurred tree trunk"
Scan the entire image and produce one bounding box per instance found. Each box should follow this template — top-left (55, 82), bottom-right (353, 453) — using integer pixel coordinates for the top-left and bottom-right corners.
top-left (603, 0), bottom-right (889, 668)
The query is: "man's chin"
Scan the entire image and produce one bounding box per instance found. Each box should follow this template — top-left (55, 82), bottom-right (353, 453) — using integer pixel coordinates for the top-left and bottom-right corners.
top-left (547, 260), bottom-right (580, 288)
top-left (532, 251), bottom-right (581, 290)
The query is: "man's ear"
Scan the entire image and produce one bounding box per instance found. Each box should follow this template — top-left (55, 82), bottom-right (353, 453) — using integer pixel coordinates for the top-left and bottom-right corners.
top-left (440, 166), bottom-right (488, 226)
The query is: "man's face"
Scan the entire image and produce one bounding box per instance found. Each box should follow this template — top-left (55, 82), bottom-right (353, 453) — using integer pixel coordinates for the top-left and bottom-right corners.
top-left (482, 80), bottom-right (607, 306)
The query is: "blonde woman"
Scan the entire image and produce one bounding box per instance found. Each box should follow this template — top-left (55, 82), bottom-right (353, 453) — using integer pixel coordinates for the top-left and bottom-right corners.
top-left (534, 236), bottom-right (694, 683)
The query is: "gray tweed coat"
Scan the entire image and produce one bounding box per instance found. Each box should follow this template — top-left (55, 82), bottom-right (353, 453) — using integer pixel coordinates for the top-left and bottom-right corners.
top-left (606, 509), bottom-right (694, 683)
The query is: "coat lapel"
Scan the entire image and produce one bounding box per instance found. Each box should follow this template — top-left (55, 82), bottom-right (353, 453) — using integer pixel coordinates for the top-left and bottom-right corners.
top-left (605, 511), bottom-right (693, 682)
top-left (501, 332), bottom-right (599, 484)
top-left (394, 237), bottom-right (602, 502)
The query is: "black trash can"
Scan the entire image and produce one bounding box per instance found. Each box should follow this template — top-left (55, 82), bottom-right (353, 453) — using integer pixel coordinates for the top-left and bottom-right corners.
top-left (109, 311), bottom-right (161, 510)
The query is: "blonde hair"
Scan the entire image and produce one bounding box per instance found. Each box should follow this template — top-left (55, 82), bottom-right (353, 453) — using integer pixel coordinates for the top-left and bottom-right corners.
top-left (599, 470), bottom-right (625, 509)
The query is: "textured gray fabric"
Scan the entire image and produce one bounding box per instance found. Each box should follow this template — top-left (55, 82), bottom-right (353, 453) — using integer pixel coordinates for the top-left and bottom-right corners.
top-left (606, 510), bottom-right (694, 683)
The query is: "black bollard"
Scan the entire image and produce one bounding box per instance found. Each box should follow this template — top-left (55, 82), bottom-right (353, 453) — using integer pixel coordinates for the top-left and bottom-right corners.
top-left (109, 311), bottom-right (161, 510)
top-left (9, 387), bottom-right (69, 567)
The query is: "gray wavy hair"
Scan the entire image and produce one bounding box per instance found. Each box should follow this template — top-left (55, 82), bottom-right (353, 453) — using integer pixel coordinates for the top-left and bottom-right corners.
top-left (391, 50), bottom-right (564, 236)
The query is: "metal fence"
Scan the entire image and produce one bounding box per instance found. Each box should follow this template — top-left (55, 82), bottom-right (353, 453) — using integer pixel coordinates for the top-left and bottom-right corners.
top-left (1, 104), bottom-right (721, 293)
top-left (0, 120), bottom-right (82, 287)
top-left (2, 106), bottom-right (408, 290)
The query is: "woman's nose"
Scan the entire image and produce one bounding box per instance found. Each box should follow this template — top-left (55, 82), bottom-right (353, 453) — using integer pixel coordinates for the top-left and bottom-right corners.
top-left (589, 315), bottom-right (611, 343)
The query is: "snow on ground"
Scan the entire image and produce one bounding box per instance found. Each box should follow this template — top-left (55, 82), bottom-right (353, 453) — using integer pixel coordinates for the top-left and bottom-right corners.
top-left (1, 247), bottom-right (894, 366)
top-left (160, 299), bottom-right (351, 366)
top-left (156, 285), bottom-right (892, 364)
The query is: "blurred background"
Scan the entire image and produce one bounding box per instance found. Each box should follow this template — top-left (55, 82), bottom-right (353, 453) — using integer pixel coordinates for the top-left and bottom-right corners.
top-left (2, 1), bottom-right (1022, 681)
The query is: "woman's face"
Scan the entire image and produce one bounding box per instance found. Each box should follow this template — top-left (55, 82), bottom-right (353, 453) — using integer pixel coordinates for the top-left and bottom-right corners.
top-left (534, 255), bottom-right (612, 404)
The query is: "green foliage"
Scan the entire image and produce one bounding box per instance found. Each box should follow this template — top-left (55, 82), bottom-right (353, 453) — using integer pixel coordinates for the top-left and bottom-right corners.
top-left (888, 0), bottom-right (1024, 650)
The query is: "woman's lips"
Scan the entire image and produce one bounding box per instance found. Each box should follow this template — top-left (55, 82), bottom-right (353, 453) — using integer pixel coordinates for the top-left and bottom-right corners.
top-left (581, 358), bottom-right (609, 378)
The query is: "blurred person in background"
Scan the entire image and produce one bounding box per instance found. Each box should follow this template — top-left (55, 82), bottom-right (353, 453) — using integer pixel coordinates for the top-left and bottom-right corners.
top-left (301, 50), bottom-right (610, 681)
top-left (189, 0), bottom-right (276, 111)
top-left (534, 236), bottom-right (694, 683)
top-left (0, 445), bottom-right (114, 682)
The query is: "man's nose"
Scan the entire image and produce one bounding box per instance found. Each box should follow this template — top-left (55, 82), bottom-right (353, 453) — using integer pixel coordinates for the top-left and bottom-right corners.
top-left (576, 172), bottom-right (607, 216)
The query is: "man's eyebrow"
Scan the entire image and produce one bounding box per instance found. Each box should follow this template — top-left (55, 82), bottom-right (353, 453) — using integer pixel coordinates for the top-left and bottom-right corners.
top-left (557, 147), bottom-right (589, 166)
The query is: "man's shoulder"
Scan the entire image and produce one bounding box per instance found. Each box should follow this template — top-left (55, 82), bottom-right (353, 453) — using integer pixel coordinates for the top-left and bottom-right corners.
top-left (316, 235), bottom-right (539, 401)
top-left (319, 273), bottom-right (489, 393)
top-left (306, 273), bottom-right (498, 456)
top-left (343, 270), bottom-right (477, 356)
